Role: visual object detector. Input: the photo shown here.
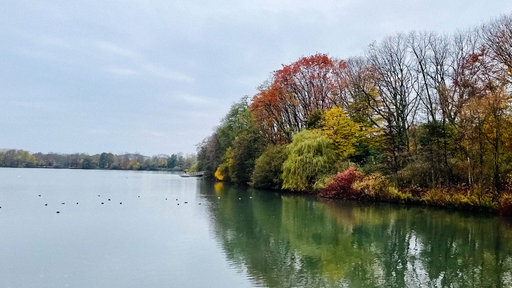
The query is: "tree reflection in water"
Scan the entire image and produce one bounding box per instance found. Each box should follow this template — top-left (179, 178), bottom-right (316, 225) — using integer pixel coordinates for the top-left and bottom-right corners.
top-left (200, 181), bottom-right (512, 288)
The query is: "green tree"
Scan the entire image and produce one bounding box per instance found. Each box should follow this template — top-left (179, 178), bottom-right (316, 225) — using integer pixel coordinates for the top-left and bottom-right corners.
top-left (81, 155), bottom-right (98, 169)
top-left (282, 130), bottom-right (337, 192)
top-left (167, 154), bottom-right (178, 169)
top-left (99, 152), bottom-right (115, 169)
top-left (403, 121), bottom-right (458, 187)
top-left (217, 96), bottom-right (253, 152)
top-left (252, 145), bottom-right (287, 189)
top-left (197, 97), bottom-right (254, 178)
top-left (228, 130), bottom-right (264, 184)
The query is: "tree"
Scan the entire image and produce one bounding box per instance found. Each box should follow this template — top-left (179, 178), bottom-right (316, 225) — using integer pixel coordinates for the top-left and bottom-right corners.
top-left (273, 53), bottom-right (343, 120)
top-left (457, 43), bottom-right (512, 198)
top-left (167, 154), bottom-right (178, 169)
top-left (212, 102), bottom-right (263, 184)
top-left (320, 107), bottom-right (384, 168)
top-left (252, 145), bottom-right (287, 189)
top-left (197, 133), bottom-right (223, 177)
top-left (99, 152), bottom-right (115, 169)
top-left (250, 82), bottom-right (294, 144)
top-left (342, 57), bottom-right (381, 127)
top-left (250, 54), bottom-right (346, 144)
top-left (198, 97), bottom-right (254, 178)
top-left (407, 32), bottom-right (460, 186)
top-left (81, 155), bottom-right (98, 169)
top-left (367, 34), bottom-right (420, 175)
top-left (481, 14), bottom-right (512, 84)
top-left (320, 107), bottom-right (365, 159)
top-left (0, 150), bottom-right (37, 167)
top-left (217, 96), bottom-right (254, 152)
top-left (229, 131), bottom-right (264, 184)
top-left (281, 130), bottom-right (337, 192)
top-left (214, 147), bottom-right (232, 182)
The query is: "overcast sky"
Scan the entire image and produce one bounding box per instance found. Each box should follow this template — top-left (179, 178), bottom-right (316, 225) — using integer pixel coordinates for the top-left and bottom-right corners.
top-left (1, 0), bottom-right (511, 156)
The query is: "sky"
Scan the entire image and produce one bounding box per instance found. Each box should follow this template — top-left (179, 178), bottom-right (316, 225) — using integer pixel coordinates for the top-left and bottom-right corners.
top-left (1, 0), bottom-right (511, 156)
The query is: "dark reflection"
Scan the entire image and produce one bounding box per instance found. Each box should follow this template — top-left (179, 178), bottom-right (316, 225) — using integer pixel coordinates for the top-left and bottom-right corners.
top-left (199, 181), bottom-right (512, 288)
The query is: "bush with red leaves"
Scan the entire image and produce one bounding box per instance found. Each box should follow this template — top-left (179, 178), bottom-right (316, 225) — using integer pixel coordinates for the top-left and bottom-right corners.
top-left (320, 167), bottom-right (363, 199)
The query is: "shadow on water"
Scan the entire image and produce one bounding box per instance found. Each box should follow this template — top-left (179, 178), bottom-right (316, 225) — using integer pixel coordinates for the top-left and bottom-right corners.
top-left (198, 181), bottom-right (512, 288)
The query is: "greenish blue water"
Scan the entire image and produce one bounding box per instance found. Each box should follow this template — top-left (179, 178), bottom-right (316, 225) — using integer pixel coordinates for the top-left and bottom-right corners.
top-left (0, 168), bottom-right (511, 287)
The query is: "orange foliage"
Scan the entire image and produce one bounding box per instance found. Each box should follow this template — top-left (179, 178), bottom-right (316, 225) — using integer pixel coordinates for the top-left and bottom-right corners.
top-left (250, 54), bottom-right (348, 144)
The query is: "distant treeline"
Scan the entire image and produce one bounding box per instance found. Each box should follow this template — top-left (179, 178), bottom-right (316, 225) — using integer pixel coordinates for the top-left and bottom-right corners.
top-left (0, 149), bottom-right (196, 171)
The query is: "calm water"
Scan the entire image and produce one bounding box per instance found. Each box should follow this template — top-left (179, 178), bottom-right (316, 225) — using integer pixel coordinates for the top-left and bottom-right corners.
top-left (0, 168), bottom-right (511, 287)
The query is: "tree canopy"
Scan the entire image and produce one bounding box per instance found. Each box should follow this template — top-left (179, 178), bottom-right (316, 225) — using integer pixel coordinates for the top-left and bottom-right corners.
top-left (197, 14), bottom-right (512, 212)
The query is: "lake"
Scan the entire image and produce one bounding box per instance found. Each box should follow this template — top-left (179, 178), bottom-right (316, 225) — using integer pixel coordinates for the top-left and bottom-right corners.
top-left (0, 168), bottom-right (511, 287)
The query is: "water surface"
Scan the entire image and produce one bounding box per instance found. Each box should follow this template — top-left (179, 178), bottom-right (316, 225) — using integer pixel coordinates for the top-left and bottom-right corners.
top-left (0, 168), bottom-right (511, 287)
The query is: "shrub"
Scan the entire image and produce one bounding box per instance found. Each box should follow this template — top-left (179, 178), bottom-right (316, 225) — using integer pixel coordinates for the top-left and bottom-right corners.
top-left (396, 161), bottom-right (430, 187)
top-left (320, 167), bottom-right (363, 199)
top-left (422, 188), bottom-right (497, 211)
top-left (352, 173), bottom-right (390, 200)
top-left (252, 145), bottom-right (287, 189)
top-left (422, 189), bottom-right (446, 205)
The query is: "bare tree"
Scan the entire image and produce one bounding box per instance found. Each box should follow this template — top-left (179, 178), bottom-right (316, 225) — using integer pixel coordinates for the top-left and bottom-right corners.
top-left (366, 34), bottom-right (420, 174)
top-left (343, 57), bottom-right (381, 126)
top-left (481, 14), bottom-right (512, 84)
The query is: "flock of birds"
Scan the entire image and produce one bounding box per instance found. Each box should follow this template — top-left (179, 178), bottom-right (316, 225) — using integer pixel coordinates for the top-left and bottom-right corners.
top-left (15, 193), bottom-right (198, 214)
top-left (0, 194), bottom-right (262, 214)
top-left (0, 187), bottom-right (253, 215)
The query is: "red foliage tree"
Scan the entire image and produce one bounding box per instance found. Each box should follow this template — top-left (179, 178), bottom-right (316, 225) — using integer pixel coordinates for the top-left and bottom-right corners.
top-left (250, 53), bottom-right (347, 144)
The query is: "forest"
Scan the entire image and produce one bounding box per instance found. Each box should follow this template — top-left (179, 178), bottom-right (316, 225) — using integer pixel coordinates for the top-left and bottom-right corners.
top-left (0, 149), bottom-right (196, 171)
top-left (196, 14), bottom-right (512, 214)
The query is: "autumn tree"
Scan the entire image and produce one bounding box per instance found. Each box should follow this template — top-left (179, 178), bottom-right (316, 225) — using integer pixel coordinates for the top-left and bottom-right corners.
top-left (281, 130), bottom-right (337, 192)
top-left (250, 82), bottom-right (293, 144)
top-left (406, 32), bottom-right (460, 186)
top-left (273, 53), bottom-right (344, 118)
top-left (0, 150), bottom-right (37, 168)
top-left (366, 34), bottom-right (420, 176)
top-left (481, 14), bottom-right (512, 196)
top-left (199, 13), bottom-right (512, 203)
top-left (320, 107), bottom-right (365, 159)
top-left (481, 14), bottom-right (512, 83)
top-left (457, 27), bottom-right (512, 198)
top-left (343, 57), bottom-right (380, 126)
top-left (214, 147), bottom-right (232, 182)
top-left (250, 54), bottom-right (345, 144)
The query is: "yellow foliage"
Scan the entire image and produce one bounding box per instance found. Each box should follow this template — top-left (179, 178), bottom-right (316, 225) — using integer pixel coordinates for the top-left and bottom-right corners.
top-left (214, 167), bottom-right (225, 181)
top-left (214, 147), bottom-right (233, 182)
top-left (320, 107), bottom-right (362, 159)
